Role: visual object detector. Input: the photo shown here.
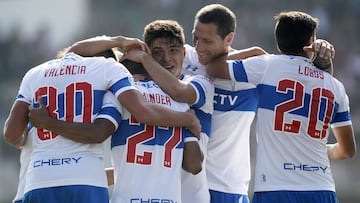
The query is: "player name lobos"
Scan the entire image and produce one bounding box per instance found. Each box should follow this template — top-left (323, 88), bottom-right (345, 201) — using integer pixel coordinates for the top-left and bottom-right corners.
top-left (44, 65), bottom-right (86, 77)
top-left (142, 92), bottom-right (172, 106)
top-left (298, 65), bottom-right (324, 79)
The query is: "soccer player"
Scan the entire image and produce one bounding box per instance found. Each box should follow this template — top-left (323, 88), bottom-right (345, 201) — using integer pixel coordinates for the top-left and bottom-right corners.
top-left (205, 11), bottom-right (356, 203)
top-left (109, 61), bottom-right (203, 202)
top-left (182, 4), bottom-right (266, 202)
top-left (3, 38), bottom-right (200, 203)
top-left (182, 4), bottom-right (336, 203)
top-left (123, 19), bottom-right (214, 203)
top-left (9, 47), bottom-right (122, 203)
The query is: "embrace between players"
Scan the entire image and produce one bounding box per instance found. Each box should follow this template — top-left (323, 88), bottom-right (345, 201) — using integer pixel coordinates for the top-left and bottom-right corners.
top-left (4, 3), bottom-right (356, 203)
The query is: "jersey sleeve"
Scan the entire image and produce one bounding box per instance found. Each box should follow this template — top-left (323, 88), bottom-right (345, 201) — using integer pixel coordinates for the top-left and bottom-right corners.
top-left (95, 91), bottom-right (122, 130)
top-left (183, 130), bottom-right (198, 143)
top-left (184, 44), bottom-right (197, 63)
top-left (229, 54), bottom-right (270, 85)
top-left (103, 58), bottom-right (137, 97)
top-left (331, 82), bottom-right (352, 128)
top-left (16, 65), bottom-right (41, 104)
top-left (188, 75), bottom-right (214, 109)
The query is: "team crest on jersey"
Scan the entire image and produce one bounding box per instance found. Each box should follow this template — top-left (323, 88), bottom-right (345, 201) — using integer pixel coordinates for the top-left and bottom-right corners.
top-left (184, 64), bottom-right (198, 72)
top-left (261, 174), bottom-right (267, 182)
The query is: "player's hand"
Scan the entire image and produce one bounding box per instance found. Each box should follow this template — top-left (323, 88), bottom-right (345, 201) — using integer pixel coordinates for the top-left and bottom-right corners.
top-left (304, 39), bottom-right (334, 74)
top-left (117, 36), bottom-right (149, 53)
top-left (16, 128), bottom-right (29, 150)
top-left (303, 39), bottom-right (335, 60)
top-left (28, 97), bottom-right (51, 129)
top-left (187, 109), bottom-right (201, 140)
top-left (121, 48), bottom-right (149, 64)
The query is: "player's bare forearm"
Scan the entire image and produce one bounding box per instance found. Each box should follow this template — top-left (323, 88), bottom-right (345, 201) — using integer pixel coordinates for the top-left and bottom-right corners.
top-left (206, 54), bottom-right (231, 80)
top-left (305, 39), bottom-right (335, 75)
top-left (69, 35), bottom-right (147, 57)
top-left (118, 90), bottom-right (201, 137)
top-left (29, 98), bottom-right (114, 143)
top-left (3, 101), bottom-right (29, 148)
top-left (69, 36), bottom-right (115, 56)
top-left (328, 125), bottom-right (356, 160)
top-left (33, 117), bottom-right (114, 144)
top-left (182, 141), bottom-right (203, 174)
top-left (139, 104), bottom-right (201, 137)
top-left (313, 56), bottom-right (333, 75)
top-left (227, 46), bottom-right (267, 60)
top-left (135, 51), bottom-right (196, 104)
top-left (105, 167), bottom-right (115, 186)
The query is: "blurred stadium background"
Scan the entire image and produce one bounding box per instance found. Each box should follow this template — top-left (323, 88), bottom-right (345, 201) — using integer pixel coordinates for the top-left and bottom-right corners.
top-left (0, 0), bottom-right (359, 202)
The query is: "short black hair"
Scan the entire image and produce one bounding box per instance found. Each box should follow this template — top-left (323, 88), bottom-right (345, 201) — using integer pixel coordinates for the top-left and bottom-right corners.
top-left (274, 11), bottom-right (319, 56)
top-left (143, 20), bottom-right (185, 48)
top-left (195, 4), bottom-right (236, 39)
top-left (121, 59), bottom-right (147, 75)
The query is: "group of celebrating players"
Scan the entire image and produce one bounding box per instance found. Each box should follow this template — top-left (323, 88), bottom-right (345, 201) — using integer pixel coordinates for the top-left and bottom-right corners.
top-left (4, 3), bottom-right (356, 203)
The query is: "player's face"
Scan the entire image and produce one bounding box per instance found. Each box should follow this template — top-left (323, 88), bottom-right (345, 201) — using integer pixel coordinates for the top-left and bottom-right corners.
top-left (150, 38), bottom-right (185, 79)
top-left (192, 21), bottom-right (229, 65)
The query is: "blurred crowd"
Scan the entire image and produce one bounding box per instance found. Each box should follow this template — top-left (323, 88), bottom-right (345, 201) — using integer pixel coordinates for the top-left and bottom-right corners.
top-left (0, 0), bottom-right (359, 202)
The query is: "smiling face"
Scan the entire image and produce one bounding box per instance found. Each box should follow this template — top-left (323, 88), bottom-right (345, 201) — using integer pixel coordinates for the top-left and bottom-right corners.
top-left (143, 20), bottom-right (186, 79)
top-left (150, 37), bottom-right (185, 79)
top-left (192, 21), bottom-right (233, 65)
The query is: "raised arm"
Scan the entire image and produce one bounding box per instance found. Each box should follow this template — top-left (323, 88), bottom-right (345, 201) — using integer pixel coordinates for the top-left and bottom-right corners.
top-left (206, 46), bottom-right (267, 80)
top-left (227, 46), bottom-right (267, 60)
top-left (304, 39), bottom-right (335, 75)
top-left (124, 49), bottom-right (198, 104)
top-left (69, 35), bottom-right (148, 57)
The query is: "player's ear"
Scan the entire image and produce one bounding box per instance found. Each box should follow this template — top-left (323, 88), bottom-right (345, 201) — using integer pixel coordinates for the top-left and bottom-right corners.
top-left (224, 32), bottom-right (234, 47)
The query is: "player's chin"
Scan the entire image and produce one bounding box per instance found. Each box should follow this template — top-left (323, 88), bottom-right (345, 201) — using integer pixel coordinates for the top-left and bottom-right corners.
top-left (198, 56), bottom-right (209, 65)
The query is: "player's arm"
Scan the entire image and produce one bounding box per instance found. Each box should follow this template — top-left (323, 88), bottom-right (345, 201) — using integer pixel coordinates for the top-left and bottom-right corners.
top-left (105, 167), bottom-right (115, 186)
top-left (206, 53), bottom-right (232, 80)
top-left (117, 89), bottom-right (201, 138)
top-left (304, 39), bottom-right (335, 75)
top-left (3, 101), bottom-right (29, 148)
top-left (327, 125), bottom-right (356, 160)
top-left (182, 140), bottom-right (203, 174)
top-left (210, 45), bottom-right (267, 79)
top-left (227, 46), bottom-right (267, 60)
top-left (29, 98), bottom-right (116, 144)
top-left (69, 35), bottom-right (147, 57)
top-left (124, 49), bottom-right (198, 104)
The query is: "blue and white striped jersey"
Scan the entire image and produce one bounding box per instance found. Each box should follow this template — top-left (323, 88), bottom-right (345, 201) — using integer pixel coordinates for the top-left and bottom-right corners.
top-left (180, 73), bottom-right (214, 203)
top-left (16, 52), bottom-right (134, 194)
top-left (228, 54), bottom-right (351, 192)
top-left (183, 44), bottom-right (257, 195)
top-left (110, 79), bottom-right (197, 203)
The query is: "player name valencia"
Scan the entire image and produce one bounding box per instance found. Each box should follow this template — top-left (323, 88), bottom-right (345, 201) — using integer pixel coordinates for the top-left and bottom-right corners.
top-left (44, 64), bottom-right (86, 77)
